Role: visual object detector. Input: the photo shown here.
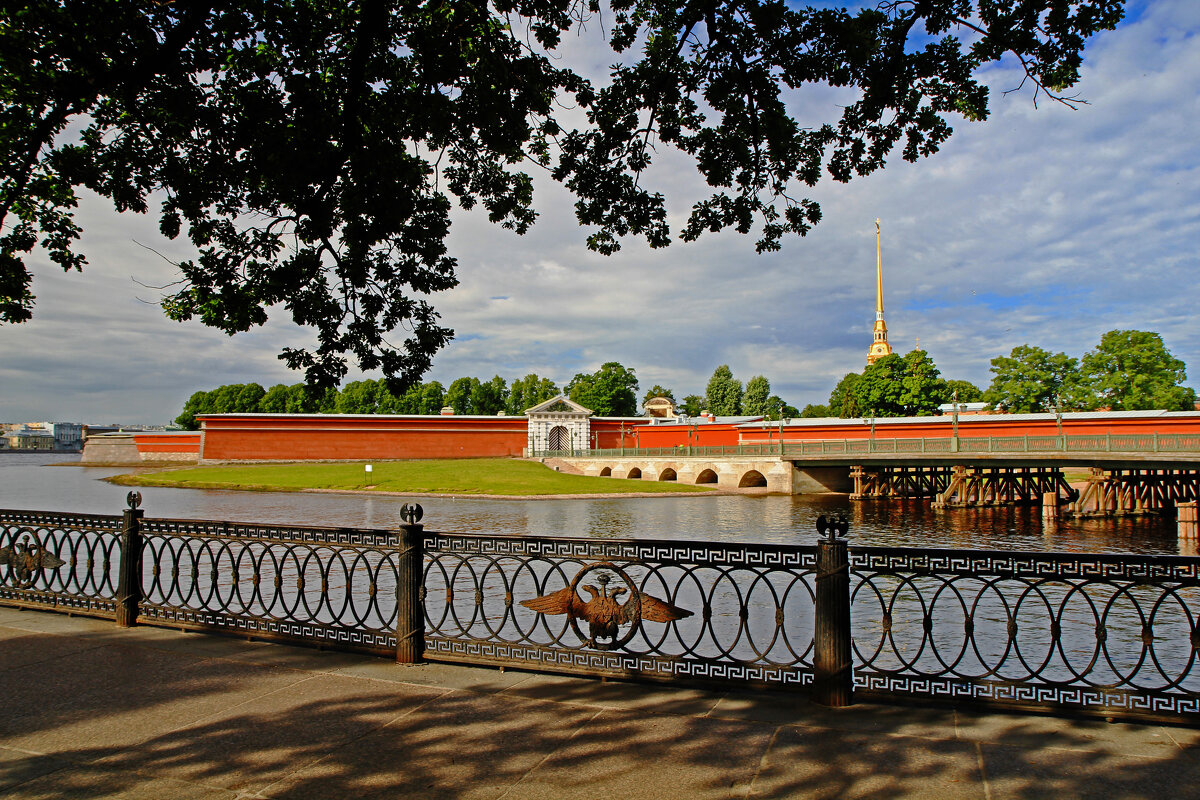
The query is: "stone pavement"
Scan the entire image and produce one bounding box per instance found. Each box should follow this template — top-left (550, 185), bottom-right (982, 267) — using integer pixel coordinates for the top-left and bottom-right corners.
top-left (1, 606), bottom-right (1199, 800)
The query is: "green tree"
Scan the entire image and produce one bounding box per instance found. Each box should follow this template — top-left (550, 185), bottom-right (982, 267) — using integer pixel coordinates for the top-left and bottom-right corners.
top-left (508, 374), bottom-right (560, 416)
top-left (206, 384), bottom-right (244, 414)
top-left (567, 362), bottom-right (638, 416)
top-left (1080, 330), bottom-right (1196, 411)
top-left (471, 375), bottom-right (508, 415)
top-left (983, 345), bottom-right (1081, 413)
top-left (764, 395), bottom-right (799, 420)
top-left (335, 380), bottom-right (381, 414)
top-left (829, 373), bottom-right (862, 418)
top-left (446, 378), bottom-right (477, 415)
top-left (800, 403), bottom-right (834, 418)
top-left (2, 2), bottom-right (1123, 388)
top-left (853, 350), bottom-right (948, 417)
top-left (235, 383), bottom-right (267, 412)
top-left (705, 365), bottom-right (743, 416)
top-left (944, 379), bottom-right (983, 405)
top-left (853, 355), bottom-right (907, 417)
top-left (418, 382), bottom-right (446, 415)
top-left (898, 350), bottom-right (947, 416)
top-left (283, 383), bottom-right (331, 414)
top-left (259, 384), bottom-right (291, 413)
top-left (680, 395), bottom-right (704, 417)
top-left (175, 390), bottom-right (211, 430)
top-left (742, 376), bottom-right (772, 416)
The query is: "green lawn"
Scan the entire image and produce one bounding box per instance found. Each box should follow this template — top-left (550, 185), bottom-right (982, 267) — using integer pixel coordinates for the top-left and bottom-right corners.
top-left (110, 458), bottom-right (713, 496)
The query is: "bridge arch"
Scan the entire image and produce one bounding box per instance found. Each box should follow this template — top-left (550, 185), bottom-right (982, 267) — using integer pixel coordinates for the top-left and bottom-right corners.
top-left (695, 469), bottom-right (718, 485)
top-left (627, 467), bottom-right (642, 479)
top-left (739, 470), bottom-right (768, 488)
top-left (599, 466), bottom-right (612, 477)
top-left (659, 468), bottom-right (677, 482)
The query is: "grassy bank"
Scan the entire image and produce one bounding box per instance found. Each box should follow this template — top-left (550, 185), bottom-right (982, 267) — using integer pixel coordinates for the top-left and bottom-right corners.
top-left (110, 458), bottom-right (713, 496)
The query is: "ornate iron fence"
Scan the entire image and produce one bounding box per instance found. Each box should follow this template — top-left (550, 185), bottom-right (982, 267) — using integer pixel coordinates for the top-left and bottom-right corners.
top-left (0, 508), bottom-right (122, 616)
top-left (849, 547), bottom-right (1200, 718)
top-left (3, 499), bottom-right (1200, 722)
top-left (423, 532), bottom-right (817, 685)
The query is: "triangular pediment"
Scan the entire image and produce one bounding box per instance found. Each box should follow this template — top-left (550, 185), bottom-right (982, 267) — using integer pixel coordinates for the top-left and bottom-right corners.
top-left (524, 395), bottom-right (592, 416)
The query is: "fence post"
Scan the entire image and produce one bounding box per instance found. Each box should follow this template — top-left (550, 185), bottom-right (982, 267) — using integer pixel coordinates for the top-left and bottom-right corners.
top-left (395, 503), bottom-right (426, 664)
top-left (813, 515), bottom-right (853, 707)
top-left (116, 492), bottom-right (144, 628)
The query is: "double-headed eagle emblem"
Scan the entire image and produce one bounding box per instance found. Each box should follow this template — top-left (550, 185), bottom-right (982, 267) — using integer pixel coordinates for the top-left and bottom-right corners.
top-left (0, 533), bottom-right (65, 588)
top-left (521, 563), bottom-right (692, 650)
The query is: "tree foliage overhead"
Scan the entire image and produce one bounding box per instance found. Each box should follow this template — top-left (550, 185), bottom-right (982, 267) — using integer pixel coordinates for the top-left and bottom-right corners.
top-left (3, 0), bottom-right (1125, 387)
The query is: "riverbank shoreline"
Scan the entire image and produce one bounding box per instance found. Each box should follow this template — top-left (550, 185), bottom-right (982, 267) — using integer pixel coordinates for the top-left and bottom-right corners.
top-left (104, 474), bottom-right (751, 501)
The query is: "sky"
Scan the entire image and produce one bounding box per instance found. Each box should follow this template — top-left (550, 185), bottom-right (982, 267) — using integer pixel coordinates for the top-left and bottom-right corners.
top-left (2, 0), bottom-right (1198, 425)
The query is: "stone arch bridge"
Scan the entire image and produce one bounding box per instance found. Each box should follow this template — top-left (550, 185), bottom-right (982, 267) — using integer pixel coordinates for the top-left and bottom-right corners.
top-left (545, 455), bottom-right (849, 494)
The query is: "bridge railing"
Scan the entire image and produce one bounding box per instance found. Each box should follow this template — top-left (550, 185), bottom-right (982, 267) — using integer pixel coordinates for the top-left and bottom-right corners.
top-left (533, 432), bottom-right (1200, 459)
top-left (4, 500), bottom-right (1200, 723)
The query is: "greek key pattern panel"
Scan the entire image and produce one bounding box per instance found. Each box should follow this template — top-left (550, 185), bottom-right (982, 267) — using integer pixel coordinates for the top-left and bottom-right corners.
top-left (0, 511), bottom-right (122, 610)
top-left (426, 637), bottom-right (811, 685)
top-left (142, 518), bottom-right (400, 548)
top-left (423, 535), bottom-right (818, 683)
top-left (428, 533), bottom-right (816, 569)
top-left (856, 673), bottom-right (1200, 718)
top-left (0, 509), bottom-right (123, 533)
top-left (853, 546), bottom-right (1200, 583)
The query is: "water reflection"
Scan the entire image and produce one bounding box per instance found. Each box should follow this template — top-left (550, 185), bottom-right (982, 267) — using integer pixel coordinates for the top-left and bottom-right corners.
top-left (0, 453), bottom-right (1184, 555)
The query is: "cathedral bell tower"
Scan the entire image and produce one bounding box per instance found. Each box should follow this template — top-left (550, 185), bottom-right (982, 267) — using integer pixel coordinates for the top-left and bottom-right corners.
top-left (866, 218), bottom-right (893, 365)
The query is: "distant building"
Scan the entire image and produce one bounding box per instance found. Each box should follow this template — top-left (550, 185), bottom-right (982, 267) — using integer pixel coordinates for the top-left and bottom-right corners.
top-left (644, 397), bottom-right (677, 419)
top-left (936, 402), bottom-right (992, 416)
top-left (1, 421), bottom-right (83, 451)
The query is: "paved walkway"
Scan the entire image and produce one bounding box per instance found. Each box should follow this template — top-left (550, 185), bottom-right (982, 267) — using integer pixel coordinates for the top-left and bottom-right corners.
top-left (1, 606), bottom-right (1198, 799)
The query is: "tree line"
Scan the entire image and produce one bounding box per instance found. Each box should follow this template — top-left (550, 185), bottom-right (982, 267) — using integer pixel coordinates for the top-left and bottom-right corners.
top-left (176, 362), bottom-right (800, 429)
top-left (800, 329), bottom-right (1194, 419)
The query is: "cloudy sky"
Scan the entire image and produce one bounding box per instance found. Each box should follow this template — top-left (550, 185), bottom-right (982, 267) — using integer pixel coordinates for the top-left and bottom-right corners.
top-left (2, 0), bottom-right (1198, 425)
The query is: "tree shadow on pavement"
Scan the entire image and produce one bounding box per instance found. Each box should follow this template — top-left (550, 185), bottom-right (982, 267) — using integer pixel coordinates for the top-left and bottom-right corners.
top-left (1, 625), bottom-right (1199, 799)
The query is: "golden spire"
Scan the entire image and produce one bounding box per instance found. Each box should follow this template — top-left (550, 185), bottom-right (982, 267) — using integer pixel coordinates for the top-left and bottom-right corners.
top-left (875, 218), bottom-right (884, 314)
top-left (867, 218), bottom-right (893, 365)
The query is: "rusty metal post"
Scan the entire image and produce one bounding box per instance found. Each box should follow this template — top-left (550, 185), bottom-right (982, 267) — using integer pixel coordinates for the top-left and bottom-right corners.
top-left (813, 515), bottom-right (853, 707)
top-left (395, 503), bottom-right (426, 664)
top-left (116, 492), bottom-right (144, 627)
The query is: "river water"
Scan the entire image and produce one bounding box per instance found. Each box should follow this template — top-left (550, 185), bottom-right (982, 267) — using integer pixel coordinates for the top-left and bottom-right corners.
top-left (0, 453), bottom-right (1184, 555)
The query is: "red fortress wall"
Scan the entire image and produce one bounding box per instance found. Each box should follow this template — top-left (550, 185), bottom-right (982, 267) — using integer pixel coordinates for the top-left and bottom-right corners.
top-left (194, 410), bottom-right (1200, 463)
top-left (199, 414), bottom-right (529, 462)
